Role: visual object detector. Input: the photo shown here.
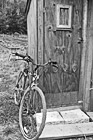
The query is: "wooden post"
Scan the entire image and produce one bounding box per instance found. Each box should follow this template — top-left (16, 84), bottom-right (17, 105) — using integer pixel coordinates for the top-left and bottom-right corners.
top-left (27, 0), bottom-right (37, 63)
top-left (79, 0), bottom-right (88, 103)
top-left (38, 0), bottom-right (44, 64)
top-left (84, 0), bottom-right (93, 111)
top-left (80, 0), bottom-right (93, 111)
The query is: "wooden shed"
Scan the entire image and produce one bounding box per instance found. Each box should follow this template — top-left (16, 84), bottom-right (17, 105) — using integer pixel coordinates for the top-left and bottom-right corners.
top-left (25, 0), bottom-right (93, 112)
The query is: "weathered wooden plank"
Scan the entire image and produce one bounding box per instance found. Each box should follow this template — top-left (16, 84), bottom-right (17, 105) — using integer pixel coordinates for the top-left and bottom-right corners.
top-left (36, 111), bottom-right (65, 127)
top-left (45, 91), bottom-right (78, 108)
top-left (82, 0), bottom-right (93, 111)
top-left (39, 109), bottom-right (89, 125)
top-left (43, 0), bottom-right (83, 96)
top-left (70, 92), bottom-right (78, 104)
top-left (47, 105), bottom-right (82, 112)
top-left (38, 0), bottom-right (43, 64)
top-left (27, 0), bottom-right (37, 62)
top-left (39, 122), bottom-right (93, 140)
top-left (90, 90), bottom-right (93, 111)
top-left (79, 0), bottom-right (88, 102)
top-left (37, 0), bottom-right (44, 89)
top-left (60, 109), bottom-right (89, 124)
top-left (37, 109), bottom-right (89, 133)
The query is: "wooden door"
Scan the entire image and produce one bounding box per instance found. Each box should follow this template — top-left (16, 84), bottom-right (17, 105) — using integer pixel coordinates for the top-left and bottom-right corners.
top-left (38, 0), bottom-right (83, 108)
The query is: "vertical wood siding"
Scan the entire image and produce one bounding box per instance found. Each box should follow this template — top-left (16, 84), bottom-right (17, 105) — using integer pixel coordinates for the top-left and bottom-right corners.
top-left (38, 0), bottom-right (43, 65)
top-left (42, 0), bottom-right (83, 95)
top-left (79, 0), bottom-right (88, 102)
top-left (86, 0), bottom-right (93, 111)
top-left (27, 0), bottom-right (37, 62)
top-left (37, 0), bottom-right (83, 107)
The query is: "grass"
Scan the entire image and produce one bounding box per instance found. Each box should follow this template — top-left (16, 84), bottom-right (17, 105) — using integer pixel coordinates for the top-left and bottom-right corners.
top-left (0, 34), bottom-right (27, 140)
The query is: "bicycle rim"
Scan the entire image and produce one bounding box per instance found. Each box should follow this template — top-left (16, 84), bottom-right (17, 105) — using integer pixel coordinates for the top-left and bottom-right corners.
top-left (19, 86), bottom-right (47, 140)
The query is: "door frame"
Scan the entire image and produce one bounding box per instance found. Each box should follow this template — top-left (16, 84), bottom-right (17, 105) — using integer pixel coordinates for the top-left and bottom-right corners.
top-left (79, 0), bottom-right (93, 111)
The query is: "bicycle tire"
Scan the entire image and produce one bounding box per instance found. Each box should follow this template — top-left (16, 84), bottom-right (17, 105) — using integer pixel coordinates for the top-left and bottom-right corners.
top-left (19, 86), bottom-right (47, 140)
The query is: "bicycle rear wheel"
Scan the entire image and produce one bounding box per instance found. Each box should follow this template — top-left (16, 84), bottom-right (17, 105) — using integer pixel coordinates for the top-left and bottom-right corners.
top-left (19, 86), bottom-right (47, 140)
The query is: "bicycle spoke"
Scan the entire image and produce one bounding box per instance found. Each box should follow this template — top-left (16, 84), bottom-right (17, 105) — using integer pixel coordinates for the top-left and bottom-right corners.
top-left (19, 86), bottom-right (46, 140)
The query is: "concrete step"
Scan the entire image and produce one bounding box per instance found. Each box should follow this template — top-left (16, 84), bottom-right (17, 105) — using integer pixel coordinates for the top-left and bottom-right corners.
top-left (60, 109), bottom-right (89, 124)
top-left (39, 122), bottom-right (93, 139)
top-left (36, 108), bottom-right (92, 139)
top-left (36, 109), bottom-right (89, 126)
top-left (36, 111), bottom-right (65, 126)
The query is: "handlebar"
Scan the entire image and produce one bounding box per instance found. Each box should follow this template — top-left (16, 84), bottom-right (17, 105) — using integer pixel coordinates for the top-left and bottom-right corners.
top-left (14, 52), bottom-right (26, 59)
top-left (12, 52), bottom-right (58, 71)
top-left (34, 59), bottom-right (58, 72)
top-left (12, 52), bottom-right (35, 64)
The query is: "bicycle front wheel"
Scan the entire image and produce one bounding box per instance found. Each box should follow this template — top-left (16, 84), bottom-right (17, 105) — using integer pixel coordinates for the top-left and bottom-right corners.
top-left (19, 86), bottom-right (47, 140)
top-left (14, 71), bottom-right (28, 105)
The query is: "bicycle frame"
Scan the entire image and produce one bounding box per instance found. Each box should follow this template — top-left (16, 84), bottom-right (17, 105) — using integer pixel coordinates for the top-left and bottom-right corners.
top-left (15, 62), bottom-right (40, 98)
top-left (13, 52), bottom-right (58, 105)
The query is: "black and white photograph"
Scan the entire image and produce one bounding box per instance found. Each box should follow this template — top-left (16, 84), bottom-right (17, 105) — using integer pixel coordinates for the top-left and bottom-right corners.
top-left (0, 0), bottom-right (93, 140)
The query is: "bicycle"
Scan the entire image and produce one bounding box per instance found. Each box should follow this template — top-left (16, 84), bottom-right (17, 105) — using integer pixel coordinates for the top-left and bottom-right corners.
top-left (11, 52), bottom-right (58, 140)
